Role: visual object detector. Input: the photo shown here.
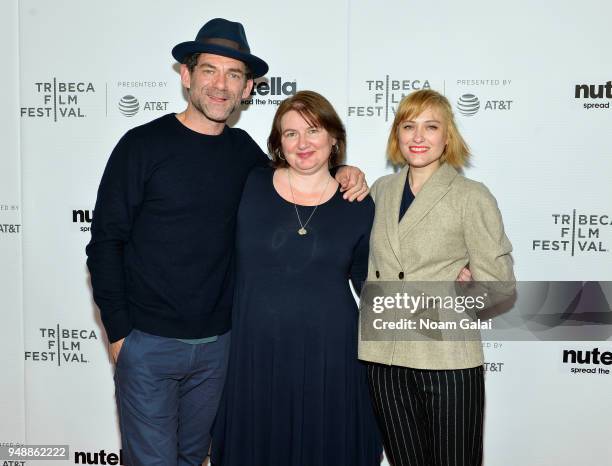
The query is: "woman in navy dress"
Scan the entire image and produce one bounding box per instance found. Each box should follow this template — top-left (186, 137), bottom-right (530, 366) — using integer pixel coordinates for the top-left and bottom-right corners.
top-left (212, 91), bottom-right (381, 466)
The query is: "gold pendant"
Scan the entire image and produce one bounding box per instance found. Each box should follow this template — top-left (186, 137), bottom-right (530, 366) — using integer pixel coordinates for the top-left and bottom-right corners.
top-left (298, 228), bottom-right (307, 235)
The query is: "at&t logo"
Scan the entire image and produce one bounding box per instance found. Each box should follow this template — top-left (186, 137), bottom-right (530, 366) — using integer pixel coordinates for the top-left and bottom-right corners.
top-left (457, 94), bottom-right (480, 116)
top-left (0, 223), bottom-right (21, 234)
top-left (118, 95), bottom-right (169, 117)
top-left (456, 93), bottom-right (513, 116)
top-left (119, 95), bottom-right (139, 117)
top-left (483, 362), bottom-right (505, 373)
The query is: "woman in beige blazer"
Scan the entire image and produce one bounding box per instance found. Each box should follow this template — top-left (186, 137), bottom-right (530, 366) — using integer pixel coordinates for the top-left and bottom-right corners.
top-left (359, 89), bottom-right (515, 466)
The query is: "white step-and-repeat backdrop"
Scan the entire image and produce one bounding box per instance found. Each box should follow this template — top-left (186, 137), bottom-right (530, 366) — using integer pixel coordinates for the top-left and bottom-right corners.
top-left (2, 0), bottom-right (611, 465)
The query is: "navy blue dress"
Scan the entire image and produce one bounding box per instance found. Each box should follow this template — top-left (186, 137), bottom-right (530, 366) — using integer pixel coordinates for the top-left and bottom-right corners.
top-left (212, 167), bottom-right (381, 466)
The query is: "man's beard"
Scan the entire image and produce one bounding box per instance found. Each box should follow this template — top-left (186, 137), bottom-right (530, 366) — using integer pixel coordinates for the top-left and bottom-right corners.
top-left (190, 88), bottom-right (239, 124)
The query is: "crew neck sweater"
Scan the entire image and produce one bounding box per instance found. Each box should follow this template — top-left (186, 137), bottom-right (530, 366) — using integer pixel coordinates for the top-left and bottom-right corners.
top-left (86, 114), bottom-right (268, 342)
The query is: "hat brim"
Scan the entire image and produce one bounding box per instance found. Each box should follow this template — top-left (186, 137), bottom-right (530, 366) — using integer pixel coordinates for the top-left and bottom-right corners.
top-left (172, 42), bottom-right (268, 78)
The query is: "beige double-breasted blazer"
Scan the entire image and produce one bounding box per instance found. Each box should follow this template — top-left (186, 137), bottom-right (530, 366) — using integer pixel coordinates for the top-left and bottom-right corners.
top-left (358, 163), bottom-right (515, 369)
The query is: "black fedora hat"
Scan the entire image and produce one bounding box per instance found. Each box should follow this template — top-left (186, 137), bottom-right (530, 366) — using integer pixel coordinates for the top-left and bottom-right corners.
top-left (172, 18), bottom-right (268, 78)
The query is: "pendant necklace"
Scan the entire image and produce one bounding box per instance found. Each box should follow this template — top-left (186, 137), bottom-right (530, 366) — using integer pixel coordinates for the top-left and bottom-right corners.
top-left (287, 169), bottom-right (331, 236)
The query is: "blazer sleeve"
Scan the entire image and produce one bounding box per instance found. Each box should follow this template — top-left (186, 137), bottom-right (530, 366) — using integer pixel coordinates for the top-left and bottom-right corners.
top-left (462, 182), bottom-right (515, 283)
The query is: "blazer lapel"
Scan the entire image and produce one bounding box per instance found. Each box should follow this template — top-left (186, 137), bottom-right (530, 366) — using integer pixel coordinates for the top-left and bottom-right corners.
top-left (398, 163), bottom-right (458, 240)
top-left (383, 165), bottom-right (408, 266)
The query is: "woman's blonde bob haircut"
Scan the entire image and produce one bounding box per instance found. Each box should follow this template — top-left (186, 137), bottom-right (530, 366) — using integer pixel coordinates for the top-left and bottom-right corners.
top-left (387, 89), bottom-right (470, 168)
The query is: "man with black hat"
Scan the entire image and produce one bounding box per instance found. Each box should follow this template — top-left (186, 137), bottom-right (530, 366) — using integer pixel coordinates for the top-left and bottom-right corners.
top-left (86, 18), bottom-right (368, 466)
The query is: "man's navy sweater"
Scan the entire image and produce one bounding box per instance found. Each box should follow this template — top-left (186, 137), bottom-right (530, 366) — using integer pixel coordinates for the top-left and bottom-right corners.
top-left (86, 114), bottom-right (267, 342)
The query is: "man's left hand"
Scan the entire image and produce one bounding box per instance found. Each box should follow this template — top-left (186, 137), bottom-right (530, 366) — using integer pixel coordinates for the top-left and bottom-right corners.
top-left (335, 166), bottom-right (369, 202)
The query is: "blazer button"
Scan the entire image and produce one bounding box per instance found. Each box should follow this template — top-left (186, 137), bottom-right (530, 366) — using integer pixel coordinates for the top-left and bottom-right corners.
top-left (398, 271), bottom-right (404, 279)
top-left (375, 271), bottom-right (380, 278)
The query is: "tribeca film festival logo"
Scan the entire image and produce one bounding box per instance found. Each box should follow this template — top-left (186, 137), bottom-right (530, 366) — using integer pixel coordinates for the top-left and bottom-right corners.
top-left (532, 211), bottom-right (611, 256)
top-left (72, 209), bottom-right (93, 233)
top-left (454, 79), bottom-right (513, 117)
top-left (575, 80), bottom-right (611, 110)
top-left (115, 80), bottom-right (170, 117)
top-left (242, 76), bottom-right (297, 106)
top-left (562, 348), bottom-right (611, 376)
top-left (348, 76), bottom-right (432, 121)
top-left (24, 324), bottom-right (98, 365)
top-left (20, 78), bottom-right (96, 121)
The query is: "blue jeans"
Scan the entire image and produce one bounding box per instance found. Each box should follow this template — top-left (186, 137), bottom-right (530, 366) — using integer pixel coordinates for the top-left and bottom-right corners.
top-left (114, 329), bottom-right (230, 466)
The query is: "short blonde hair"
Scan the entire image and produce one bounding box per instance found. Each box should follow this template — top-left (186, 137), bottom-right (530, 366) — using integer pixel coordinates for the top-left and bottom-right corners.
top-left (387, 89), bottom-right (470, 168)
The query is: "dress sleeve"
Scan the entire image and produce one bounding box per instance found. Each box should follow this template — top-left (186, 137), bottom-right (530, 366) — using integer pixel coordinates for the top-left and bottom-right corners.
top-left (349, 199), bottom-right (375, 296)
top-left (462, 183), bottom-right (515, 283)
top-left (85, 132), bottom-right (146, 342)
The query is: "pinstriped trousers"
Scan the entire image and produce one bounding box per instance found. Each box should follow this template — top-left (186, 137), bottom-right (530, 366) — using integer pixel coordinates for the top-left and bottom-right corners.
top-left (366, 364), bottom-right (484, 466)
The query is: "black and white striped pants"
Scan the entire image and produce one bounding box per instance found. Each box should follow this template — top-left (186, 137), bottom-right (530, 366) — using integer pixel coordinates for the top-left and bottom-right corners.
top-left (366, 364), bottom-right (484, 466)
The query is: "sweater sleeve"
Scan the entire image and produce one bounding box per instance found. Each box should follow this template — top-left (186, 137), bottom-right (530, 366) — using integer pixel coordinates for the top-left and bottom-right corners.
top-left (253, 144), bottom-right (270, 167)
top-left (240, 129), bottom-right (269, 168)
top-left (86, 131), bottom-right (147, 342)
